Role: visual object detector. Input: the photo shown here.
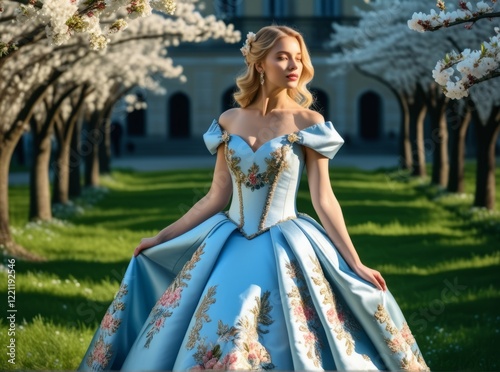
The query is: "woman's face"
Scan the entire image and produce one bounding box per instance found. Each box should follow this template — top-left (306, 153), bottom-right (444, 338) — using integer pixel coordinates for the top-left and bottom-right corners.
top-left (259, 36), bottom-right (303, 90)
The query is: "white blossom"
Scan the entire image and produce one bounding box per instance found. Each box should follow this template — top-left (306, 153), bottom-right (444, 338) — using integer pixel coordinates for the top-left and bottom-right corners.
top-left (408, 0), bottom-right (499, 99)
top-left (0, 0), bottom-right (240, 136)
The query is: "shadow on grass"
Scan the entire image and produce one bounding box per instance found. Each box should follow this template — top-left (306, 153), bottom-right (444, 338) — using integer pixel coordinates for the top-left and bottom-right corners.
top-left (15, 290), bottom-right (111, 329)
top-left (352, 231), bottom-right (498, 267)
top-left (17, 259), bottom-right (131, 283)
top-left (72, 187), bottom-right (204, 231)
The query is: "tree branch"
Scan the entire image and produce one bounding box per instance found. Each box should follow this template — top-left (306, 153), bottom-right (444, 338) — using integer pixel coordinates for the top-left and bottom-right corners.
top-left (426, 12), bottom-right (500, 31)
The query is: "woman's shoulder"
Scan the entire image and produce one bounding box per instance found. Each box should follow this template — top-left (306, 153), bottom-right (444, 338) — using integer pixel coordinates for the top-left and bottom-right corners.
top-left (294, 109), bottom-right (326, 130)
top-left (217, 108), bottom-right (241, 130)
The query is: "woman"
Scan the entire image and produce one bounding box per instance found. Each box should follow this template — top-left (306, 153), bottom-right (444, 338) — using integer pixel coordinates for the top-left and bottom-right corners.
top-left (79, 25), bottom-right (428, 371)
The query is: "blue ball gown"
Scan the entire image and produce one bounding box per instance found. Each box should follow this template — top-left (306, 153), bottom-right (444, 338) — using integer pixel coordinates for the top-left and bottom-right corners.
top-left (78, 120), bottom-right (429, 371)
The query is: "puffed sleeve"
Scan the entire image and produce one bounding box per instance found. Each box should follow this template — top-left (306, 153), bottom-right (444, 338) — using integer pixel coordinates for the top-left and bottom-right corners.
top-left (203, 119), bottom-right (224, 155)
top-left (298, 121), bottom-right (344, 159)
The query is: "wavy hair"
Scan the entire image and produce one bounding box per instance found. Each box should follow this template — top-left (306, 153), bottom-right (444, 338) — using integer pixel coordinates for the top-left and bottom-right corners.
top-left (233, 25), bottom-right (314, 108)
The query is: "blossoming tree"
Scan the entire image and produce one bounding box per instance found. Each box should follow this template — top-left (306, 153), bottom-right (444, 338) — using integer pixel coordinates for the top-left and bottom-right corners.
top-left (329, 0), bottom-right (458, 184)
top-left (0, 0), bottom-right (240, 259)
top-left (408, 0), bottom-right (499, 99)
top-left (329, 0), bottom-right (499, 211)
top-left (408, 0), bottom-right (500, 209)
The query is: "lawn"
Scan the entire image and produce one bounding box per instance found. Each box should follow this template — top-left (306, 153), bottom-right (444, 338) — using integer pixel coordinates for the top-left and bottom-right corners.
top-left (1, 164), bottom-right (499, 370)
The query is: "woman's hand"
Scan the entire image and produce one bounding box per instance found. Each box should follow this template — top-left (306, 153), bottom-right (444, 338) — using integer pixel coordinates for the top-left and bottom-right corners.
top-left (352, 263), bottom-right (387, 291)
top-left (134, 237), bottom-right (159, 257)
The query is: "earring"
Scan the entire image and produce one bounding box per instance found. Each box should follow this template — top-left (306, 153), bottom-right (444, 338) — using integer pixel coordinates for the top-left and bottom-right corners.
top-left (260, 71), bottom-right (265, 85)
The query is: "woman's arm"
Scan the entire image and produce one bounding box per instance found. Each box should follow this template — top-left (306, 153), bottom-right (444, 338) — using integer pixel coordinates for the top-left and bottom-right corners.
top-left (134, 144), bottom-right (232, 256)
top-left (304, 147), bottom-right (387, 291)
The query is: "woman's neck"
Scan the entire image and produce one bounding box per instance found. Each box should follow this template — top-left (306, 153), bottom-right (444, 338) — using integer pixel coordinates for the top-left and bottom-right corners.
top-left (252, 89), bottom-right (293, 116)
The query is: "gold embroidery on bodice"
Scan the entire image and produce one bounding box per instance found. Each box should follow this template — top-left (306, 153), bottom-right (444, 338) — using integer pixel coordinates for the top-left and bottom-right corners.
top-left (222, 131), bottom-right (300, 239)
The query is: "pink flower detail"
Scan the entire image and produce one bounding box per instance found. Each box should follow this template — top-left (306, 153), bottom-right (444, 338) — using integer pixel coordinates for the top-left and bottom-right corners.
top-left (294, 304), bottom-right (316, 323)
top-left (388, 334), bottom-right (406, 353)
top-left (202, 350), bottom-right (213, 364)
top-left (93, 342), bottom-right (107, 365)
top-left (189, 365), bottom-right (204, 370)
top-left (155, 317), bottom-right (164, 329)
top-left (101, 312), bottom-right (114, 330)
top-left (401, 323), bottom-right (416, 345)
top-left (100, 311), bottom-right (121, 335)
top-left (204, 357), bottom-right (218, 369)
top-left (303, 330), bottom-right (317, 344)
top-left (326, 307), bottom-right (337, 324)
top-left (212, 361), bottom-right (225, 370)
top-left (159, 287), bottom-right (182, 307)
top-left (248, 172), bottom-right (257, 185)
top-left (226, 352), bottom-right (238, 365)
top-left (87, 337), bottom-right (112, 369)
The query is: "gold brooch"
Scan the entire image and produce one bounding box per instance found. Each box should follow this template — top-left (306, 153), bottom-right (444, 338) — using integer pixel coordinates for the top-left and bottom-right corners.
top-left (221, 131), bottom-right (230, 142)
top-left (287, 133), bottom-right (300, 144)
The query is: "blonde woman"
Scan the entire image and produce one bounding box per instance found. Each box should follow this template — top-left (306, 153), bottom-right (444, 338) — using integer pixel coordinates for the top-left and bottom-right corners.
top-left (79, 26), bottom-right (428, 371)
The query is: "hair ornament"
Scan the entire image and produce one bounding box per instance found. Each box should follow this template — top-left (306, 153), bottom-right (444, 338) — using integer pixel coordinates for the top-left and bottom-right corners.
top-left (240, 31), bottom-right (256, 58)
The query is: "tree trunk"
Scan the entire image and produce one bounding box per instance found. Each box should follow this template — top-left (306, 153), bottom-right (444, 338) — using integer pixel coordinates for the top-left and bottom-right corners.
top-left (52, 86), bottom-right (88, 204)
top-left (0, 70), bottom-right (63, 258)
top-left (399, 94), bottom-right (413, 170)
top-left (69, 120), bottom-right (82, 199)
top-left (426, 86), bottom-right (449, 187)
top-left (0, 145), bottom-right (15, 247)
top-left (84, 112), bottom-right (102, 187)
top-left (52, 125), bottom-right (72, 205)
top-left (0, 142), bottom-right (42, 260)
top-left (29, 120), bottom-right (53, 221)
top-left (447, 103), bottom-right (471, 194)
top-left (29, 84), bottom-right (79, 220)
top-left (473, 107), bottom-right (500, 210)
top-left (408, 90), bottom-right (427, 177)
top-left (99, 117), bottom-right (111, 174)
top-left (430, 111), bottom-right (449, 187)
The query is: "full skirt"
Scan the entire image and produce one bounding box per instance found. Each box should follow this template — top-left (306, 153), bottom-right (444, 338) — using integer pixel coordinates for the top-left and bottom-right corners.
top-left (78, 213), bottom-right (428, 371)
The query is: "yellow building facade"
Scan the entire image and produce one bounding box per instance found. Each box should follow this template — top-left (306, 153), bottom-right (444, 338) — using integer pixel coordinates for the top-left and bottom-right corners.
top-left (123, 0), bottom-right (400, 154)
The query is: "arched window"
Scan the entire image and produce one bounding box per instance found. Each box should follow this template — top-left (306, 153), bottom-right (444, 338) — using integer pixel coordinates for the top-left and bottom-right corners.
top-left (214, 0), bottom-right (242, 19)
top-left (222, 86), bottom-right (238, 112)
top-left (358, 91), bottom-right (382, 140)
top-left (314, 0), bottom-right (341, 16)
top-left (126, 93), bottom-right (146, 136)
top-left (168, 92), bottom-right (190, 138)
top-left (310, 88), bottom-right (329, 119)
top-left (264, 0), bottom-right (287, 17)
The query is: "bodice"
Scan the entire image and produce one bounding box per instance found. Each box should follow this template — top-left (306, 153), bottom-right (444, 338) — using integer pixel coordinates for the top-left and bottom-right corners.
top-left (204, 120), bottom-right (344, 239)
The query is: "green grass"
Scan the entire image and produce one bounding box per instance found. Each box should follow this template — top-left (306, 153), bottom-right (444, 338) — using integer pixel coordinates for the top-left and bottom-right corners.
top-left (1, 165), bottom-right (499, 370)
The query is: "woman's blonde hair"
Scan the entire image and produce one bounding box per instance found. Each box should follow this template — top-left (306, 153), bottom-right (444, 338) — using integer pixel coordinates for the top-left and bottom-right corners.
top-left (233, 25), bottom-right (314, 108)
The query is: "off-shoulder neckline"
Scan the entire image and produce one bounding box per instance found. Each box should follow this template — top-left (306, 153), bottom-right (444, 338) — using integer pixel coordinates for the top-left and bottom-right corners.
top-left (212, 120), bottom-right (333, 154)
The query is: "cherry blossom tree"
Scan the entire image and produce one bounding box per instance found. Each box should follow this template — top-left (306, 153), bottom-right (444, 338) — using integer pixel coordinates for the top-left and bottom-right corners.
top-left (329, 0), bottom-right (458, 184)
top-left (0, 1), bottom-right (240, 259)
top-left (0, 0), bottom-right (176, 60)
top-left (408, 0), bottom-right (499, 99)
top-left (329, 0), bottom-right (499, 210)
top-left (408, 0), bottom-right (500, 209)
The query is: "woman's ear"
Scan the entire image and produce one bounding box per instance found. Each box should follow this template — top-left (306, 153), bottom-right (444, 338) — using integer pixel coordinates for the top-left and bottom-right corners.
top-left (255, 62), bottom-right (263, 74)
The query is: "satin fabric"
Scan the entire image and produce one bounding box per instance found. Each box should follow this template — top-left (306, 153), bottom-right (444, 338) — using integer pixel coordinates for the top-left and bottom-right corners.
top-left (78, 120), bottom-right (428, 371)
